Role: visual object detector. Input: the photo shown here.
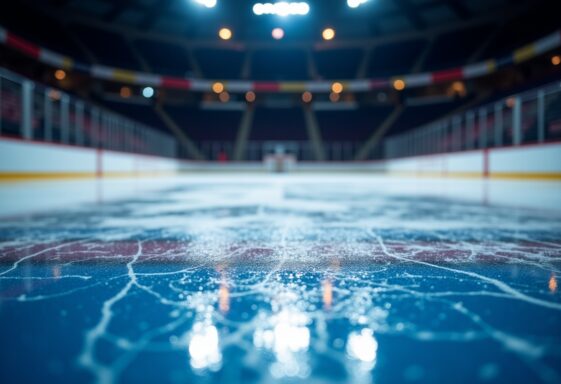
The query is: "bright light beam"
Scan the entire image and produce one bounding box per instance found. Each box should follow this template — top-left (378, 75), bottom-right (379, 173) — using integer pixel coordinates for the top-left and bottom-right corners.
top-left (194, 0), bottom-right (217, 8)
top-left (253, 2), bottom-right (310, 16)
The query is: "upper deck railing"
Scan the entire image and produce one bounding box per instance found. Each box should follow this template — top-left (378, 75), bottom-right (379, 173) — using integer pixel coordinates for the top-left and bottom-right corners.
top-left (0, 68), bottom-right (177, 158)
top-left (384, 81), bottom-right (561, 159)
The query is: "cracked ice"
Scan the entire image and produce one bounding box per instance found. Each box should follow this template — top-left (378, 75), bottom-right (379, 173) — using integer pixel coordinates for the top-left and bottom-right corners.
top-left (0, 177), bottom-right (560, 383)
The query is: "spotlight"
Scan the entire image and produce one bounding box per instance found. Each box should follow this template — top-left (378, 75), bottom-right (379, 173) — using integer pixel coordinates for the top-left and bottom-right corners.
top-left (120, 86), bottom-right (132, 98)
top-left (194, 0), bottom-right (217, 8)
top-left (253, 2), bottom-right (309, 16)
top-left (322, 28), bottom-right (335, 41)
top-left (245, 91), bottom-right (256, 103)
top-left (552, 55), bottom-right (561, 66)
top-left (219, 91), bottom-right (230, 103)
top-left (54, 69), bottom-right (66, 81)
top-left (212, 82), bottom-right (225, 94)
top-left (219, 28), bottom-right (232, 40)
top-left (302, 91), bottom-right (312, 103)
top-left (272, 28), bottom-right (285, 40)
top-left (331, 82), bottom-right (343, 94)
top-left (142, 87), bottom-right (155, 98)
top-left (393, 79), bottom-right (405, 91)
top-left (347, 0), bottom-right (368, 8)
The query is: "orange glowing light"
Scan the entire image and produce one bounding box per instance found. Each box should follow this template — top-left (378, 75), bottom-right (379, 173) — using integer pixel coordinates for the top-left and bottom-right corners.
top-left (323, 279), bottom-right (333, 310)
top-left (54, 69), bottom-right (66, 81)
top-left (549, 275), bottom-right (558, 293)
top-left (120, 86), bottom-right (132, 98)
top-left (212, 82), bottom-right (225, 94)
top-left (393, 79), bottom-right (405, 91)
top-left (219, 283), bottom-right (230, 313)
top-left (552, 55), bottom-right (561, 66)
top-left (302, 91), bottom-right (313, 103)
top-left (331, 82), bottom-right (344, 94)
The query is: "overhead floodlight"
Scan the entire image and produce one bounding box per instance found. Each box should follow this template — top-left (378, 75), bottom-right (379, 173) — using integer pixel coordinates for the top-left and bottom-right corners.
top-left (253, 2), bottom-right (309, 16)
top-left (347, 0), bottom-right (368, 8)
top-left (194, 0), bottom-right (217, 8)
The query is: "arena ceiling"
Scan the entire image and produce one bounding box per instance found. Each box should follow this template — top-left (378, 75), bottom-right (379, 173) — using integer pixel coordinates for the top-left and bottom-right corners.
top-left (7, 0), bottom-right (545, 49)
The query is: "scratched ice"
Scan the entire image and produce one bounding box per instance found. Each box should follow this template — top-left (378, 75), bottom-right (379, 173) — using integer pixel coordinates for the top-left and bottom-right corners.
top-left (0, 178), bottom-right (561, 384)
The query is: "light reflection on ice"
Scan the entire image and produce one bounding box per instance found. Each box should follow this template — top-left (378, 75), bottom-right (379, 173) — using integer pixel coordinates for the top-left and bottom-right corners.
top-left (346, 328), bottom-right (378, 363)
top-left (253, 308), bottom-right (311, 379)
top-left (189, 322), bottom-right (222, 371)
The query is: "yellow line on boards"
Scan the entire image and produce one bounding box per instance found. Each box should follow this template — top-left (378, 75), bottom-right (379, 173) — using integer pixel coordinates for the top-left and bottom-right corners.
top-left (388, 171), bottom-right (561, 181)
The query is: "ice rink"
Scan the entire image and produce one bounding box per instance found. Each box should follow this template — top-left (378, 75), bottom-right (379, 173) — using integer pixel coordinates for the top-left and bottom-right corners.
top-left (1, 175), bottom-right (561, 384)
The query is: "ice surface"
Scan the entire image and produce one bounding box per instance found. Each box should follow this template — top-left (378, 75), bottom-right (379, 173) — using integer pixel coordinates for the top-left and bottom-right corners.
top-left (0, 175), bottom-right (560, 384)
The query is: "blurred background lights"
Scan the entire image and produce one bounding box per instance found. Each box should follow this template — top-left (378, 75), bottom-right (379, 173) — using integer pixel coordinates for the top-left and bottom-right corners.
top-left (331, 82), bottom-right (343, 94)
top-left (272, 27), bottom-right (285, 40)
top-left (329, 92), bottom-right (340, 102)
top-left (218, 27), bottom-right (232, 40)
top-left (393, 79), bottom-right (406, 91)
top-left (552, 55), bottom-right (561, 66)
top-left (194, 0), bottom-right (217, 8)
top-left (347, 0), bottom-right (368, 8)
top-left (142, 86), bottom-right (154, 98)
top-left (212, 82), bottom-right (224, 93)
top-left (322, 28), bottom-right (336, 41)
top-left (54, 69), bottom-right (66, 81)
top-left (245, 91), bottom-right (256, 103)
top-left (253, 2), bottom-right (310, 16)
top-left (120, 86), bottom-right (132, 98)
top-left (302, 91), bottom-right (312, 103)
top-left (219, 91), bottom-right (230, 103)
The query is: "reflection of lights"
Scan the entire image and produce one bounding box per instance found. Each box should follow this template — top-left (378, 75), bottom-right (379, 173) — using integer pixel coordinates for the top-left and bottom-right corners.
top-left (549, 275), bottom-right (558, 293)
top-left (346, 328), bottom-right (378, 363)
top-left (189, 322), bottom-right (222, 371)
top-left (254, 311), bottom-right (310, 354)
top-left (52, 266), bottom-right (61, 279)
top-left (219, 282), bottom-right (230, 313)
top-left (323, 279), bottom-right (333, 309)
top-left (253, 309), bottom-right (310, 378)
